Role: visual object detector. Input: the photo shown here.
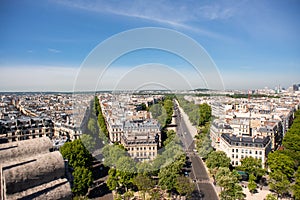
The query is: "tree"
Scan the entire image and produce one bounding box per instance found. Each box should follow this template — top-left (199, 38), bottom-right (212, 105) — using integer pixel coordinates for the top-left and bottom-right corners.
top-left (123, 190), bottom-right (134, 200)
top-left (72, 166), bottom-right (93, 195)
top-left (115, 157), bottom-right (136, 191)
top-left (163, 99), bottom-right (173, 125)
top-left (199, 103), bottom-right (211, 126)
top-left (206, 151), bottom-right (231, 174)
top-left (60, 139), bottom-right (93, 168)
top-left (102, 143), bottom-right (127, 167)
top-left (133, 174), bottom-right (154, 200)
top-left (150, 188), bottom-right (161, 200)
top-left (282, 110), bottom-right (300, 167)
top-left (106, 168), bottom-right (119, 191)
top-left (293, 168), bottom-right (300, 200)
top-left (216, 168), bottom-right (245, 200)
top-left (80, 134), bottom-right (96, 152)
top-left (158, 164), bottom-right (179, 191)
top-left (269, 171), bottom-right (290, 198)
top-left (267, 151), bottom-right (295, 179)
top-left (219, 183), bottom-right (244, 200)
top-left (197, 133), bottom-right (213, 159)
top-left (87, 118), bottom-right (98, 135)
top-left (265, 194), bottom-right (277, 200)
top-left (238, 157), bottom-right (265, 179)
top-left (163, 129), bottom-right (176, 146)
top-left (175, 176), bottom-right (194, 196)
top-left (248, 174), bottom-right (257, 195)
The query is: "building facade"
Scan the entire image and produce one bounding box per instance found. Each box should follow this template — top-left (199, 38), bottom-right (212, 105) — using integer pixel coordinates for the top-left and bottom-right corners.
top-left (219, 133), bottom-right (272, 167)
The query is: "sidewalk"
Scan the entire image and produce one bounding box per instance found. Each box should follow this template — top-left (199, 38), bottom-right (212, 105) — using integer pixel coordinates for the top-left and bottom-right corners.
top-left (175, 100), bottom-right (197, 138)
top-left (242, 187), bottom-right (270, 200)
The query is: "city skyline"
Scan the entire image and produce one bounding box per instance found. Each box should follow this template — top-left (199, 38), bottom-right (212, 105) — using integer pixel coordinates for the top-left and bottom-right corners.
top-left (1, 0), bottom-right (300, 91)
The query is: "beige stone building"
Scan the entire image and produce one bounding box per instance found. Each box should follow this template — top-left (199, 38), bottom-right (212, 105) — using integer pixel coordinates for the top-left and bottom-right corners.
top-left (0, 137), bottom-right (72, 200)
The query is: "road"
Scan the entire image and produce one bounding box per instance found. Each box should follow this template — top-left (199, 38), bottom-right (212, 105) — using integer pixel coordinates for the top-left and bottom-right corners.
top-left (174, 100), bottom-right (219, 200)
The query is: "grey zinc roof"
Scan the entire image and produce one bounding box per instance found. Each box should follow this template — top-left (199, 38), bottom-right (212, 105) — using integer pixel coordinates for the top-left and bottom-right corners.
top-left (221, 133), bottom-right (270, 147)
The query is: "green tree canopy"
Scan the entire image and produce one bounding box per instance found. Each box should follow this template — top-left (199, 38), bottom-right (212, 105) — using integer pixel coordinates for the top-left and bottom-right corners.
top-left (150, 103), bottom-right (167, 127)
top-left (199, 103), bottom-right (211, 126)
top-left (269, 171), bottom-right (290, 198)
top-left (216, 168), bottom-right (245, 200)
top-left (248, 174), bottom-right (257, 194)
top-left (158, 166), bottom-right (179, 191)
top-left (282, 110), bottom-right (300, 166)
top-left (206, 151), bottom-right (231, 173)
top-left (238, 157), bottom-right (266, 179)
top-left (72, 166), bottom-right (93, 195)
top-left (102, 143), bottom-right (127, 167)
top-left (80, 134), bottom-right (96, 152)
top-left (175, 176), bottom-right (194, 196)
top-left (60, 139), bottom-right (93, 168)
top-left (133, 174), bottom-right (154, 200)
top-left (267, 151), bottom-right (295, 179)
top-left (265, 194), bottom-right (277, 200)
top-left (87, 118), bottom-right (98, 135)
top-left (293, 168), bottom-right (300, 200)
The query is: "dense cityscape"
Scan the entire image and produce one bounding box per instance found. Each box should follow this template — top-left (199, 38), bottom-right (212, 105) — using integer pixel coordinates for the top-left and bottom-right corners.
top-left (1, 1), bottom-right (300, 200)
top-left (0, 85), bottom-right (300, 199)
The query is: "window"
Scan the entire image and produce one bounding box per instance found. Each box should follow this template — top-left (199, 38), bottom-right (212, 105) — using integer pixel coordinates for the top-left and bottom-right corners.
top-left (235, 161), bottom-right (238, 165)
top-left (232, 154), bottom-right (234, 158)
top-left (232, 149), bottom-right (234, 152)
top-left (259, 151), bottom-right (262, 155)
top-left (241, 155), bottom-right (244, 159)
top-left (236, 155), bottom-right (238, 158)
top-left (236, 149), bottom-right (238, 153)
top-left (241, 149), bottom-right (244, 153)
top-left (249, 150), bottom-right (252, 154)
top-left (255, 151), bottom-right (258, 154)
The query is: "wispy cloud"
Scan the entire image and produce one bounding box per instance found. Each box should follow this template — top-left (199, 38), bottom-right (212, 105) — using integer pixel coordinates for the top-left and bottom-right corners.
top-left (55, 0), bottom-right (237, 39)
top-left (48, 48), bottom-right (61, 53)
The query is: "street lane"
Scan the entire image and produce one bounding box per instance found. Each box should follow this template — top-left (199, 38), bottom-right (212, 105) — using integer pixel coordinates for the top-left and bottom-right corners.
top-left (174, 100), bottom-right (218, 200)
top-left (190, 154), bottom-right (209, 181)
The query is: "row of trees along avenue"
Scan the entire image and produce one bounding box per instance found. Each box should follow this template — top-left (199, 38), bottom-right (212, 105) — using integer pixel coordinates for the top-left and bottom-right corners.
top-left (265, 109), bottom-right (300, 199)
top-left (178, 95), bottom-right (248, 199)
top-left (177, 95), bottom-right (213, 158)
top-left (177, 95), bottom-right (300, 199)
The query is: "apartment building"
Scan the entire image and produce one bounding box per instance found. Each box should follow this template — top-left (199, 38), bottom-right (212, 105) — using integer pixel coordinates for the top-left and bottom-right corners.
top-left (99, 94), bottom-right (162, 160)
top-left (220, 133), bottom-right (272, 167)
top-left (121, 135), bottom-right (158, 161)
top-left (210, 119), bottom-right (233, 149)
top-left (0, 117), bottom-right (54, 143)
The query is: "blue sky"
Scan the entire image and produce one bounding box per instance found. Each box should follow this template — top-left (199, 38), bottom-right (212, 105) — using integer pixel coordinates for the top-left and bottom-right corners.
top-left (0, 0), bottom-right (299, 91)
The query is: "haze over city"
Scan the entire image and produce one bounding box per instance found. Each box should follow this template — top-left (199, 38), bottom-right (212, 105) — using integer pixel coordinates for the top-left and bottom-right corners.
top-left (1, 0), bottom-right (300, 91)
